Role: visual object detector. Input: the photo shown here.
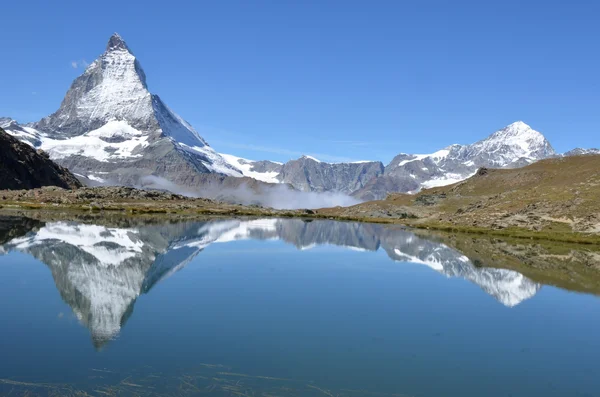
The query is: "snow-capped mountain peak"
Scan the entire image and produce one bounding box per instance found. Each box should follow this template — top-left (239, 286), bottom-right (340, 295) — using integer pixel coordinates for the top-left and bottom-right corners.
top-left (485, 121), bottom-right (548, 152)
top-left (468, 121), bottom-right (555, 166)
top-left (34, 33), bottom-right (151, 138)
top-left (563, 147), bottom-right (600, 157)
top-left (106, 32), bottom-right (130, 52)
top-left (2, 34), bottom-right (242, 186)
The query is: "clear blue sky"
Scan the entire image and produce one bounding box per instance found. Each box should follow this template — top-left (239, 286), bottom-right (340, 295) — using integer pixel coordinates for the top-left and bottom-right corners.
top-left (1, 0), bottom-right (598, 163)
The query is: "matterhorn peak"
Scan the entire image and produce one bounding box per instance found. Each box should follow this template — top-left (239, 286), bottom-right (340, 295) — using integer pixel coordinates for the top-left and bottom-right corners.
top-left (106, 32), bottom-right (130, 52)
top-left (10, 33), bottom-right (241, 187)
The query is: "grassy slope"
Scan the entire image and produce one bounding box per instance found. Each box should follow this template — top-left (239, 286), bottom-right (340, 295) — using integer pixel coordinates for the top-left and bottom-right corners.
top-left (422, 231), bottom-right (600, 295)
top-left (318, 154), bottom-right (600, 240)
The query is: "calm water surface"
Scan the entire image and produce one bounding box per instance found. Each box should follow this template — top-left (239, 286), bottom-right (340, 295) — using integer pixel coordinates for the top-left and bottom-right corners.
top-left (0, 216), bottom-right (599, 396)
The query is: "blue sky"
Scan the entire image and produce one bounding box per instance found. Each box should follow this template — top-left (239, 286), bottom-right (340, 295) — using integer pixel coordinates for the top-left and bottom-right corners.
top-left (1, 0), bottom-right (598, 163)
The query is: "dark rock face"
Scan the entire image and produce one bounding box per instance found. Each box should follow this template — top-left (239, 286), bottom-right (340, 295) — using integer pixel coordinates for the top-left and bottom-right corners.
top-left (476, 167), bottom-right (489, 176)
top-left (277, 156), bottom-right (384, 194)
top-left (0, 128), bottom-right (82, 190)
top-left (247, 160), bottom-right (283, 174)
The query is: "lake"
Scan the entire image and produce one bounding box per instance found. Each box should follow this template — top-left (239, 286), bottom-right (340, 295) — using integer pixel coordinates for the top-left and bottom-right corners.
top-left (0, 216), bottom-right (599, 397)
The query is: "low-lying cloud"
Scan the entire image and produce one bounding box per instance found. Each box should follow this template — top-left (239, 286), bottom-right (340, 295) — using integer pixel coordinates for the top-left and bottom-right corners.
top-left (138, 175), bottom-right (360, 210)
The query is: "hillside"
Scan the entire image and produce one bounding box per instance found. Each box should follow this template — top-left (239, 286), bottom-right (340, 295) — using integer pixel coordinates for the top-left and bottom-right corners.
top-left (0, 127), bottom-right (81, 190)
top-left (318, 154), bottom-right (600, 235)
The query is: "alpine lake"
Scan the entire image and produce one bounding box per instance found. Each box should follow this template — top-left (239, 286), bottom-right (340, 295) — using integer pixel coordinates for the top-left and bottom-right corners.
top-left (1, 215), bottom-right (599, 397)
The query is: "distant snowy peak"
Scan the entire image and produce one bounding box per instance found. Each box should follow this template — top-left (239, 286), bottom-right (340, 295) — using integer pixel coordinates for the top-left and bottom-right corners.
top-left (375, 121), bottom-right (556, 199)
top-left (564, 147), bottom-right (600, 157)
top-left (389, 121), bottom-right (553, 170)
top-left (468, 121), bottom-right (555, 166)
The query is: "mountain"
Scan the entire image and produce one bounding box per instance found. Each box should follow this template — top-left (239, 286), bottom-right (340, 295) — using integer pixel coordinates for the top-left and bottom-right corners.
top-left (229, 122), bottom-right (558, 200)
top-left (368, 121), bottom-right (556, 199)
top-left (323, 154), bottom-right (600, 235)
top-left (564, 148), bottom-right (600, 156)
top-left (2, 34), bottom-right (244, 188)
top-left (0, 127), bottom-right (81, 190)
top-left (220, 153), bottom-right (384, 197)
top-left (219, 153), bottom-right (283, 183)
top-left (0, 117), bottom-right (42, 146)
top-left (276, 156), bottom-right (384, 194)
top-left (0, 33), bottom-right (586, 202)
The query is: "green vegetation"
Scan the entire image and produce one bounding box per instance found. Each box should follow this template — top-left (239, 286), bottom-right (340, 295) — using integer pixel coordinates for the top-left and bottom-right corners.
top-left (411, 222), bottom-right (600, 245)
top-left (426, 231), bottom-right (600, 296)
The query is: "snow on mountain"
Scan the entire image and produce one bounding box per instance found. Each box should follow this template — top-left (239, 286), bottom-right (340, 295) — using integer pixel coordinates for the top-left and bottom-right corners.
top-left (0, 33), bottom-right (567, 201)
top-left (40, 120), bottom-right (150, 162)
top-left (0, 117), bottom-right (43, 147)
top-left (352, 121), bottom-right (558, 200)
top-left (220, 153), bottom-right (282, 183)
top-left (461, 121), bottom-right (555, 167)
top-left (2, 33), bottom-right (242, 188)
top-left (239, 122), bottom-right (557, 199)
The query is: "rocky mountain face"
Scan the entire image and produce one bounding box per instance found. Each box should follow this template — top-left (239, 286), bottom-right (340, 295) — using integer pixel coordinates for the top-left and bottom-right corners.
top-left (351, 174), bottom-right (420, 201)
top-left (369, 121), bottom-right (556, 199)
top-left (0, 127), bottom-right (81, 190)
top-left (2, 34), bottom-right (246, 189)
top-left (219, 153), bottom-right (283, 183)
top-left (276, 156), bottom-right (384, 194)
top-left (224, 122), bottom-right (561, 200)
top-left (1, 33), bottom-right (594, 203)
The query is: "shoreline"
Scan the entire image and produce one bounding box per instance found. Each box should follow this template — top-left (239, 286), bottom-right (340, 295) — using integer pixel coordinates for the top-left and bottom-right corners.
top-left (1, 199), bottom-right (599, 246)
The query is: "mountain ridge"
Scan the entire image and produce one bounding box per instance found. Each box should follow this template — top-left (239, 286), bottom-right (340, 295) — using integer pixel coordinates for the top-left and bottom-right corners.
top-left (1, 34), bottom-right (596, 203)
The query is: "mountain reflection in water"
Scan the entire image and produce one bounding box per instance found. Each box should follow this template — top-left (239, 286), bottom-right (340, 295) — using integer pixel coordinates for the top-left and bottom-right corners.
top-left (0, 217), bottom-right (540, 347)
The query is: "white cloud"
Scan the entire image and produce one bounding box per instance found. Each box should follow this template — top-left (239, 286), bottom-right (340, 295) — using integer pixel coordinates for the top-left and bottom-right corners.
top-left (70, 59), bottom-right (89, 69)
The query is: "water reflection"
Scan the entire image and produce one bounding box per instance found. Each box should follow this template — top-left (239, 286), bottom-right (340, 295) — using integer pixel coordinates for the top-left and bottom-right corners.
top-left (0, 217), bottom-right (543, 346)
